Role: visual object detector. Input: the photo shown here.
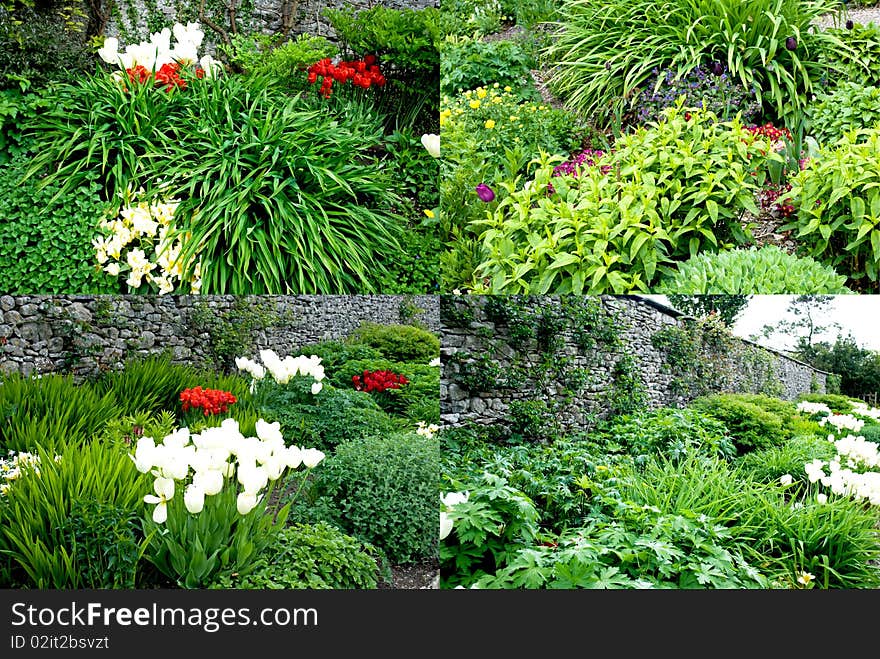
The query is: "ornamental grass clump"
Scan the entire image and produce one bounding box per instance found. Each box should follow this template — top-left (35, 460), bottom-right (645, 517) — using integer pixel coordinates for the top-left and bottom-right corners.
top-left (133, 418), bottom-right (325, 588)
top-left (546, 0), bottom-right (847, 127)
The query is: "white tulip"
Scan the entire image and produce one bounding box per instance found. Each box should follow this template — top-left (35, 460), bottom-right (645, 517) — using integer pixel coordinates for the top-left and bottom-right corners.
top-left (193, 469), bottom-right (224, 496)
top-left (132, 436), bottom-right (157, 473)
top-left (301, 448), bottom-right (325, 468)
top-left (184, 484), bottom-right (205, 514)
top-left (440, 511), bottom-right (453, 540)
top-left (816, 493), bottom-right (828, 504)
top-left (283, 445), bottom-right (303, 469)
top-left (236, 491), bottom-right (260, 515)
top-left (311, 381), bottom-right (323, 395)
top-left (421, 133), bottom-right (440, 158)
top-left (144, 477), bottom-right (175, 524)
top-left (255, 419), bottom-right (284, 444)
top-left (779, 474), bottom-right (793, 486)
top-left (97, 37), bottom-right (120, 65)
top-left (441, 491), bottom-right (469, 508)
top-left (237, 463), bottom-right (268, 493)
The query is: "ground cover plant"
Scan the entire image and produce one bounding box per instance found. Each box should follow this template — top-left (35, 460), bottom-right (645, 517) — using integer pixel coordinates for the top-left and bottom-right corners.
top-left (0, 320), bottom-right (441, 589)
top-left (0, 2), bottom-right (440, 294)
top-left (440, 0), bottom-right (880, 293)
top-left (441, 392), bottom-right (880, 589)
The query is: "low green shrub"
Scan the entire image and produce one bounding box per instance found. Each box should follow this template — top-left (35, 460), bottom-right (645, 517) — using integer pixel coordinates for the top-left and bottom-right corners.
top-left (348, 322), bottom-right (440, 363)
top-left (308, 432), bottom-right (439, 565)
top-left (469, 105), bottom-right (775, 293)
top-left (781, 127), bottom-right (880, 290)
top-left (658, 245), bottom-right (852, 294)
top-left (441, 38), bottom-right (538, 100)
top-left (820, 24), bottom-right (880, 87)
top-left (689, 394), bottom-right (786, 455)
top-left (808, 82), bottom-right (880, 146)
top-left (738, 435), bottom-right (837, 490)
top-left (208, 522), bottom-right (380, 589)
top-left (595, 407), bottom-right (736, 465)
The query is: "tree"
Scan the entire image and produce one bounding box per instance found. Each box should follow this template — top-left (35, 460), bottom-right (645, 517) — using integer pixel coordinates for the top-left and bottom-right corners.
top-left (666, 294), bottom-right (750, 327)
top-left (802, 334), bottom-right (880, 398)
top-left (756, 295), bottom-right (840, 355)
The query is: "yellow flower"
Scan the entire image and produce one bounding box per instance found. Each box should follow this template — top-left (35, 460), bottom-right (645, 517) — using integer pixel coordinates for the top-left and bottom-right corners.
top-left (476, 87), bottom-right (487, 99)
top-left (423, 209), bottom-right (435, 218)
top-left (484, 119), bottom-right (495, 129)
top-left (469, 99), bottom-right (481, 109)
top-left (797, 572), bottom-right (815, 586)
top-left (504, 85), bottom-right (512, 92)
top-left (509, 115), bottom-right (519, 121)
top-left (493, 82), bottom-right (499, 88)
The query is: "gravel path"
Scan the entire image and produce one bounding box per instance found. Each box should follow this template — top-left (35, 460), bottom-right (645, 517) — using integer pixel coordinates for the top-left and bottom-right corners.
top-left (813, 4), bottom-right (880, 29)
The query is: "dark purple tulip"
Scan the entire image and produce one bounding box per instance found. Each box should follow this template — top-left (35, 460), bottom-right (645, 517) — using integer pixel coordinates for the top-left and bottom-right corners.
top-left (785, 36), bottom-right (797, 50)
top-left (605, 61), bottom-right (611, 71)
top-left (475, 183), bottom-right (495, 202)
top-left (711, 61), bottom-right (724, 76)
top-left (846, 19), bottom-right (854, 29)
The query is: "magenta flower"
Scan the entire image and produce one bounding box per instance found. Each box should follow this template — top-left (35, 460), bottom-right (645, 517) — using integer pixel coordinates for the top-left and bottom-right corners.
top-left (475, 183), bottom-right (495, 202)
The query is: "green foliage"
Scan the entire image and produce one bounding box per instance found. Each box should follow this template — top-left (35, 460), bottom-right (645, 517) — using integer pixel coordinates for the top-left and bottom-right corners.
top-left (594, 407), bottom-right (736, 466)
top-left (468, 105), bottom-right (774, 294)
top-left (157, 77), bottom-right (406, 294)
top-left (307, 432), bottom-right (439, 565)
top-left (808, 82), bottom-right (880, 146)
top-left (666, 294), bottom-right (751, 326)
top-left (507, 399), bottom-right (558, 443)
top-left (690, 394), bottom-right (787, 455)
top-left (738, 434), bottom-right (837, 490)
top-left (0, 373), bottom-right (120, 453)
top-left (0, 439), bottom-right (150, 588)
top-left (58, 500), bottom-right (150, 589)
top-left (220, 33), bottom-right (338, 91)
top-left (0, 87), bottom-right (52, 162)
top-left (439, 0), bottom-right (508, 36)
top-left (659, 245), bottom-right (852, 294)
top-left (440, 472), bottom-right (541, 588)
top-left (0, 158), bottom-right (117, 293)
top-left (325, 5), bottom-right (440, 132)
top-left (799, 335), bottom-right (880, 398)
top-left (546, 0), bottom-right (846, 127)
top-left (0, 4), bottom-right (94, 90)
top-left (605, 354), bottom-right (648, 417)
top-left (348, 323), bottom-right (440, 363)
top-left (441, 38), bottom-right (538, 100)
top-left (819, 24), bottom-right (880, 87)
top-left (143, 479), bottom-right (291, 589)
top-left (209, 522), bottom-right (380, 589)
top-left (258, 386), bottom-right (398, 453)
top-left (781, 127), bottom-right (880, 290)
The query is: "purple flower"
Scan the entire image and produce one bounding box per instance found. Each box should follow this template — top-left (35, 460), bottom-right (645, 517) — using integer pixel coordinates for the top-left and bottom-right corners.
top-left (475, 183), bottom-right (495, 202)
top-left (711, 61), bottom-right (724, 76)
top-left (785, 36), bottom-right (797, 50)
top-left (846, 19), bottom-right (854, 29)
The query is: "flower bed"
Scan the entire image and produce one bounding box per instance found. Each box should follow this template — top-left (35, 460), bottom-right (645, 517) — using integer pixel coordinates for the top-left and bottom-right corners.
top-left (0, 321), bottom-right (441, 589)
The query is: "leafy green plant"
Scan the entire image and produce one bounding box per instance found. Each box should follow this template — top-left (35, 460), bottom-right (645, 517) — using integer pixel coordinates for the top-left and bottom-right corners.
top-left (546, 0), bottom-right (847, 127)
top-left (738, 434), bottom-right (837, 490)
top-left (658, 244), bottom-right (852, 294)
top-left (348, 322), bottom-right (440, 363)
top-left (58, 500), bottom-right (151, 589)
top-left (690, 394), bottom-right (787, 454)
top-left (0, 158), bottom-right (117, 293)
top-left (807, 82), bottom-right (880, 146)
top-left (819, 23), bottom-right (880, 87)
top-left (469, 105), bottom-right (774, 293)
top-left (441, 37), bottom-right (538, 100)
top-left (208, 522), bottom-right (380, 589)
top-left (507, 399), bottom-right (558, 443)
top-left (220, 33), bottom-right (338, 90)
top-left (781, 127), bottom-right (880, 290)
top-left (306, 432), bottom-right (439, 565)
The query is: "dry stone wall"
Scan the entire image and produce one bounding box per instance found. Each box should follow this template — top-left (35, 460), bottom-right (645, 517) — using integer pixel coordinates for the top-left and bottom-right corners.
top-left (0, 294), bottom-right (438, 379)
top-left (440, 295), bottom-right (828, 431)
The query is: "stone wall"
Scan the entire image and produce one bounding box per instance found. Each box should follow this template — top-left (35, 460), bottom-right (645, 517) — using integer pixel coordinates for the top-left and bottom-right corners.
top-left (0, 295), bottom-right (438, 378)
top-left (105, 0), bottom-right (438, 46)
top-left (440, 295), bottom-right (828, 430)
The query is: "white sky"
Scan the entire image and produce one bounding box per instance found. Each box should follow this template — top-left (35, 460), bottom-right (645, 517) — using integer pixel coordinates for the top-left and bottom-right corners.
top-left (642, 295), bottom-right (880, 353)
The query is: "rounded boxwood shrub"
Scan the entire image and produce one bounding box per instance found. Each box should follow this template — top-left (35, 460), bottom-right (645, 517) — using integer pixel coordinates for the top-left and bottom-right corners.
top-left (658, 245), bottom-right (851, 294)
top-left (689, 394), bottom-right (786, 455)
top-left (310, 432), bottom-right (439, 565)
top-left (348, 322), bottom-right (440, 363)
top-left (208, 522), bottom-right (380, 589)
